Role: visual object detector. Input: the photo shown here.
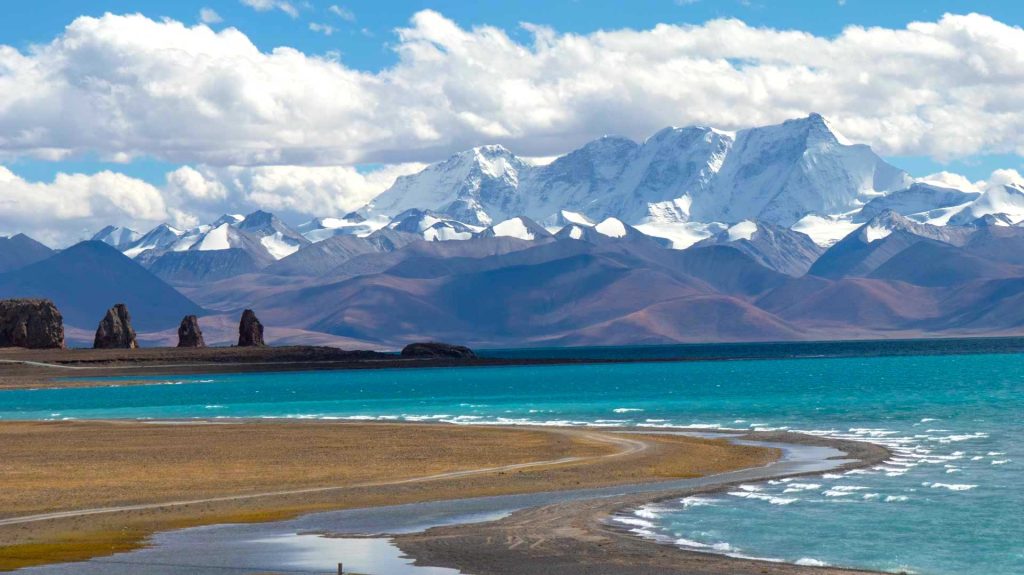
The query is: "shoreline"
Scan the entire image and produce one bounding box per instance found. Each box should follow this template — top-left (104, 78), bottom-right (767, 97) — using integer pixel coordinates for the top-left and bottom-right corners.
top-left (0, 346), bottom-right (737, 390)
top-left (4, 334), bottom-right (1024, 389)
top-left (0, 421), bottom-right (778, 572)
top-left (394, 430), bottom-right (892, 575)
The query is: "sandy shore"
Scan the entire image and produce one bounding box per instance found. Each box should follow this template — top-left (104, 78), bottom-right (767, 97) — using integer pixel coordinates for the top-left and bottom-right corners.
top-left (0, 421), bottom-right (777, 571)
top-left (395, 432), bottom-right (891, 575)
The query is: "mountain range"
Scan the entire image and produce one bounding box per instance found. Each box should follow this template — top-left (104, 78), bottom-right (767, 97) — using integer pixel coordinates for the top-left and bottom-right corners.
top-left (7, 114), bottom-right (1024, 348)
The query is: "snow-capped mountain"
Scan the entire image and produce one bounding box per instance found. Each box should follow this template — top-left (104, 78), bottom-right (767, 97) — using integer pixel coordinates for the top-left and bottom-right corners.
top-left (387, 209), bottom-right (483, 241)
top-left (855, 182), bottom-right (980, 224)
top-left (553, 216), bottom-right (670, 247)
top-left (91, 225), bottom-right (142, 250)
top-left (358, 114), bottom-right (911, 236)
top-left (480, 216), bottom-right (553, 241)
top-left (809, 211), bottom-right (975, 279)
top-left (102, 210), bottom-right (310, 269)
top-left (694, 220), bottom-right (824, 276)
top-left (297, 214), bottom-right (380, 242)
top-left (79, 114), bottom-right (1024, 291)
top-left (123, 223), bottom-right (185, 259)
top-left (234, 210), bottom-right (311, 259)
top-left (694, 114), bottom-right (911, 225)
top-left (364, 145), bottom-right (529, 226)
top-left (948, 177), bottom-right (1024, 226)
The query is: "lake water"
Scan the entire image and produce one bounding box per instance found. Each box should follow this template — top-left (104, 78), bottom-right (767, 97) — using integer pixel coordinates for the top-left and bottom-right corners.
top-left (0, 340), bottom-right (1020, 575)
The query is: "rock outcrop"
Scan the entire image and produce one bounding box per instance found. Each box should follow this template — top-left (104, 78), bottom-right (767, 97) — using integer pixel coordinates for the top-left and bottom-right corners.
top-left (237, 309), bottom-right (265, 347)
top-left (400, 342), bottom-right (476, 359)
top-left (93, 303), bottom-right (138, 349)
top-left (177, 315), bottom-right (206, 348)
top-left (0, 299), bottom-right (65, 349)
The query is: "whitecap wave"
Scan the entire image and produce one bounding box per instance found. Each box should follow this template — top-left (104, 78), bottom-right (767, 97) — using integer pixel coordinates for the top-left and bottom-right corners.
top-left (929, 483), bottom-right (977, 491)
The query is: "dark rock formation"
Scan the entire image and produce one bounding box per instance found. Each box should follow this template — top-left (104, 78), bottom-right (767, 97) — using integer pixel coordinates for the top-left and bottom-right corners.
top-left (400, 342), bottom-right (476, 359)
top-left (238, 309), bottom-right (265, 347)
top-left (0, 299), bottom-right (64, 349)
top-left (177, 315), bottom-right (206, 348)
top-left (94, 303), bottom-right (138, 349)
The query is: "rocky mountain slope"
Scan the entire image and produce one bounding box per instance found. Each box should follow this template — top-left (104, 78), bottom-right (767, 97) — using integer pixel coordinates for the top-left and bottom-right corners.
top-left (0, 242), bottom-right (203, 333)
top-left (0, 234), bottom-right (54, 274)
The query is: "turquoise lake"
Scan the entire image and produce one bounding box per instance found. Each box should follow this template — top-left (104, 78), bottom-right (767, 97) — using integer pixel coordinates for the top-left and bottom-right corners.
top-left (0, 345), bottom-right (1020, 575)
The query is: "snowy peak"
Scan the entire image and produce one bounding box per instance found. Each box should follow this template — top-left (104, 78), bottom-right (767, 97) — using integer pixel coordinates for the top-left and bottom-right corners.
top-left (211, 214), bottom-right (246, 227)
top-left (694, 219), bottom-right (824, 276)
top-left (192, 223), bottom-right (234, 251)
top-left (555, 216), bottom-right (668, 247)
top-left (856, 182), bottom-right (980, 223)
top-left (235, 209), bottom-right (310, 259)
top-left (465, 145), bottom-right (522, 179)
top-left (726, 220), bottom-right (759, 242)
top-left (785, 113), bottom-right (852, 147)
top-left (697, 114), bottom-right (912, 226)
top-left (388, 209), bottom-right (481, 242)
top-left (606, 125), bottom-right (732, 223)
top-left (594, 217), bottom-right (629, 238)
top-left (116, 210), bottom-right (309, 263)
top-left (360, 114), bottom-right (910, 232)
top-left (365, 144), bottom-right (530, 226)
top-left (482, 216), bottom-right (552, 241)
top-left (122, 223), bottom-right (183, 258)
top-left (297, 213), bottom-right (382, 242)
top-left (91, 225), bottom-right (141, 250)
top-left (856, 210), bottom-right (970, 246)
top-left (949, 177), bottom-right (1024, 226)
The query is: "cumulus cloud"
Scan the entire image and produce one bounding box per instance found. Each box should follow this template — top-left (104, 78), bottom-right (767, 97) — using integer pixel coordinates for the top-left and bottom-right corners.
top-left (985, 168), bottom-right (1024, 190)
top-left (0, 168), bottom-right (170, 246)
top-left (165, 162), bottom-right (426, 225)
top-left (0, 162), bottom-right (425, 246)
top-left (1, 11), bottom-right (1024, 166)
top-left (918, 171), bottom-right (984, 192)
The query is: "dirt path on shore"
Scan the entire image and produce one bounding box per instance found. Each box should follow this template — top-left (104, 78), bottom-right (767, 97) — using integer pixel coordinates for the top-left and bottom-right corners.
top-left (0, 430), bottom-right (646, 528)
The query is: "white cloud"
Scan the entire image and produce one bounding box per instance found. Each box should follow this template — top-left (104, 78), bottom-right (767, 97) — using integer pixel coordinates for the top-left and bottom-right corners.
top-left (2, 11), bottom-right (1024, 167)
top-left (328, 5), bottom-right (356, 22)
top-left (309, 22), bottom-right (336, 36)
top-left (918, 171), bottom-right (983, 192)
top-left (0, 167), bottom-right (170, 246)
top-left (199, 8), bottom-right (223, 24)
top-left (985, 168), bottom-right (1024, 190)
top-left (240, 0), bottom-right (298, 18)
top-left (0, 162), bottom-right (425, 246)
top-left (166, 163), bottom-right (426, 225)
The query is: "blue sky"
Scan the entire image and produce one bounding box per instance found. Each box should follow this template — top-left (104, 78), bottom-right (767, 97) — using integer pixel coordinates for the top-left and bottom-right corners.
top-left (6, 1), bottom-right (1024, 72)
top-left (2, 1), bottom-right (1024, 243)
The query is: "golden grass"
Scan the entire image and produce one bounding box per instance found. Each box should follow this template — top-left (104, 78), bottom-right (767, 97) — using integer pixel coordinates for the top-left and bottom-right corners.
top-left (0, 421), bottom-right (778, 571)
